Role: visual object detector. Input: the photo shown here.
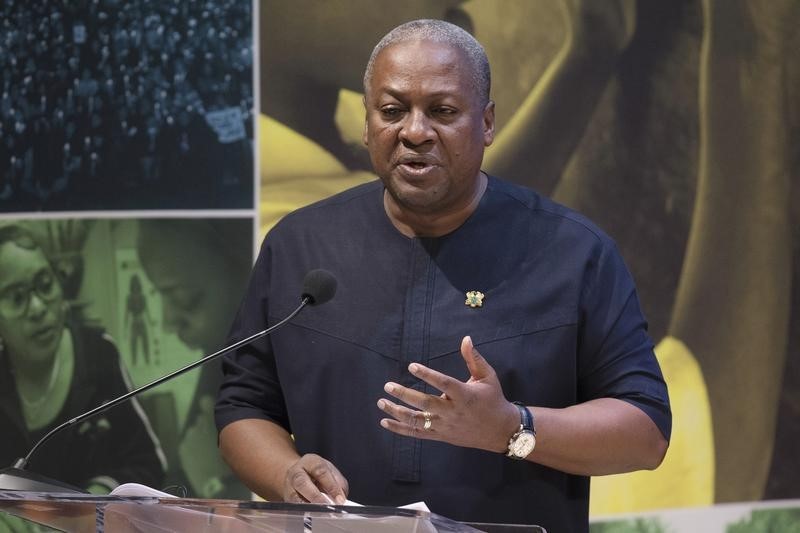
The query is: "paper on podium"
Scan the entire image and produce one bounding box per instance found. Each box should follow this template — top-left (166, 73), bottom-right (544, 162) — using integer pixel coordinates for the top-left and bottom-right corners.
top-left (109, 483), bottom-right (176, 498)
top-left (345, 498), bottom-right (431, 512)
top-left (309, 499), bottom-right (436, 533)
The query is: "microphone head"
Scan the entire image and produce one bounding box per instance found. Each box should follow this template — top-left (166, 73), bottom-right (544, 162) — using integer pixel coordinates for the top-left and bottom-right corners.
top-left (301, 269), bottom-right (337, 306)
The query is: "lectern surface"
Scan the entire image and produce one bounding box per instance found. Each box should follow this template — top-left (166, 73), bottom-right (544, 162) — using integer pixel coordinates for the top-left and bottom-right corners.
top-left (0, 491), bottom-right (545, 532)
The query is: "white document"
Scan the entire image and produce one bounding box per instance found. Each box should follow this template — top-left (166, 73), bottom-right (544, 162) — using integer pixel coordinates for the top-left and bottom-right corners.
top-left (109, 483), bottom-right (176, 498)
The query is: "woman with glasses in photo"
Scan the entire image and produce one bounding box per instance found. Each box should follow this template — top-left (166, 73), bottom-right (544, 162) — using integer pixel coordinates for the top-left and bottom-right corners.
top-left (0, 224), bottom-right (166, 494)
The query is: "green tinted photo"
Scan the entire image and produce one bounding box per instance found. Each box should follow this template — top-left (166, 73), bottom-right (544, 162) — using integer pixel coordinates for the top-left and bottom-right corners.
top-left (0, 217), bottom-right (252, 500)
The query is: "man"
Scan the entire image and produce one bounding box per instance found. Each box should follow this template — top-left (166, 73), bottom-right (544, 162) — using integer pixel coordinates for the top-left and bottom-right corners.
top-left (216, 20), bottom-right (670, 532)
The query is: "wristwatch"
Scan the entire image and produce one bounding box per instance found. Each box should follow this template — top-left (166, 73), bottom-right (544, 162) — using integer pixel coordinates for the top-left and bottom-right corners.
top-left (506, 402), bottom-right (536, 460)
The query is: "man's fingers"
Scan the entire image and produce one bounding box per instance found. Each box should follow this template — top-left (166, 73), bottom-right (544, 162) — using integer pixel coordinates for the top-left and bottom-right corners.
top-left (408, 362), bottom-right (465, 399)
top-left (330, 468), bottom-right (349, 503)
top-left (377, 398), bottom-right (427, 427)
top-left (382, 337), bottom-right (494, 410)
top-left (286, 455), bottom-right (348, 505)
top-left (379, 413), bottom-right (439, 439)
top-left (377, 398), bottom-right (441, 440)
top-left (287, 466), bottom-right (326, 503)
top-left (310, 460), bottom-right (348, 504)
top-left (384, 381), bottom-right (434, 410)
top-left (460, 336), bottom-right (493, 380)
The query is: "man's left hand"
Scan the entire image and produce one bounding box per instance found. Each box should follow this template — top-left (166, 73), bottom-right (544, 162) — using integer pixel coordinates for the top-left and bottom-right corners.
top-left (377, 335), bottom-right (520, 453)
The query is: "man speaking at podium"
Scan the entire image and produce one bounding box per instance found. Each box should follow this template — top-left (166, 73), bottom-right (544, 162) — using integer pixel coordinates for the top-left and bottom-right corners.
top-left (215, 19), bottom-right (670, 533)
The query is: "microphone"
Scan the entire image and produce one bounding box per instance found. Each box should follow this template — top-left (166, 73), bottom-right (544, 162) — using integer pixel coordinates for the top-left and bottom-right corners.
top-left (0, 269), bottom-right (337, 493)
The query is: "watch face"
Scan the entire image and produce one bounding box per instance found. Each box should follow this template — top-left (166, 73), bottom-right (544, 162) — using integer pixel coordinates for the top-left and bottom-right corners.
top-left (511, 432), bottom-right (536, 458)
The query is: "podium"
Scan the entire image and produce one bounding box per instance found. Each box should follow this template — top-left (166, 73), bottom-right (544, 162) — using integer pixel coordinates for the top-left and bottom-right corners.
top-left (0, 491), bottom-right (545, 532)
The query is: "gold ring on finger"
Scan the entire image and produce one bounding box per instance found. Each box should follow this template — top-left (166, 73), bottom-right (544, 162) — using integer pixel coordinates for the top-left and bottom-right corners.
top-left (422, 411), bottom-right (432, 431)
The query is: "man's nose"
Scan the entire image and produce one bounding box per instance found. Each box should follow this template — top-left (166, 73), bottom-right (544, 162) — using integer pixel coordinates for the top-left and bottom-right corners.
top-left (399, 110), bottom-right (435, 147)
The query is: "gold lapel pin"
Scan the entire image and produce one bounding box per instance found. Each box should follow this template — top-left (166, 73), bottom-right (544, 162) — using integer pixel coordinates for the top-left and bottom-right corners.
top-left (465, 291), bottom-right (485, 308)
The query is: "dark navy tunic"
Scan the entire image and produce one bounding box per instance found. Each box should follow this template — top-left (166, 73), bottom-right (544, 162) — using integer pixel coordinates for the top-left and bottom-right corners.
top-left (216, 176), bottom-right (671, 533)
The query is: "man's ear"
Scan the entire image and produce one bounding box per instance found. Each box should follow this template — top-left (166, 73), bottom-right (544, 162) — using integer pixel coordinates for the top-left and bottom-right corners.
top-left (483, 100), bottom-right (496, 147)
top-left (362, 95), bottom-right (369, 146)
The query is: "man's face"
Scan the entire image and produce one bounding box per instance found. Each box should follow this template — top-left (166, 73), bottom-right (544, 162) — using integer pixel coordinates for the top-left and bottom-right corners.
top-left (363, 40), bottom-right (494, 218)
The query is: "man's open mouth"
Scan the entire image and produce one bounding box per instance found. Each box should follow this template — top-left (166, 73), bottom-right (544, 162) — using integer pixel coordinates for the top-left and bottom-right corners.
top-left (396, 154), bottom-right (438, 174)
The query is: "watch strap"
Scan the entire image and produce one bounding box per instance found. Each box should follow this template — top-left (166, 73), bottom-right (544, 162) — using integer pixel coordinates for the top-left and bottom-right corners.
top-left (512, 401), bottom-right (535, 436)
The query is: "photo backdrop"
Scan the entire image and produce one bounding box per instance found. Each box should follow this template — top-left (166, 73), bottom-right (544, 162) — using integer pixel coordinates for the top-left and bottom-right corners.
top-left (258, 0), bottom-right (800, 517)
top-left (1, 0), bottom-right (798, 528)
top-left (0, 0), bottom-right (256, 517)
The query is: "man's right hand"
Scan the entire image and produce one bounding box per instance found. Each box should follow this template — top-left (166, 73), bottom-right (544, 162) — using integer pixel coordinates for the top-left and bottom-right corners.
top-left (283, 454), bottom-right (349, 505)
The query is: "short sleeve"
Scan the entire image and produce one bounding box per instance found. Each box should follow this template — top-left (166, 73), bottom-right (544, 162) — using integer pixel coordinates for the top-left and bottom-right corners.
top-left (214, 239), bottom-right (291, 434)
top-left (590, 336), bottom-right (712, 514)
top-left (577, 239), bottom-right (672, 440)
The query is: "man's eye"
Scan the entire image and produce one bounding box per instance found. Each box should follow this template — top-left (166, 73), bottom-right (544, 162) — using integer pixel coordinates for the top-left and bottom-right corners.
top-left (380, 107), bottom-right (402, 118)
top-left (433, 107), bottom-right (456, 116)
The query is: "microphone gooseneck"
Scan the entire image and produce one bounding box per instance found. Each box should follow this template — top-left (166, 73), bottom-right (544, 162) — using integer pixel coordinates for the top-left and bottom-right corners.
top-left (1, 269), bottom-right (337, 492)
